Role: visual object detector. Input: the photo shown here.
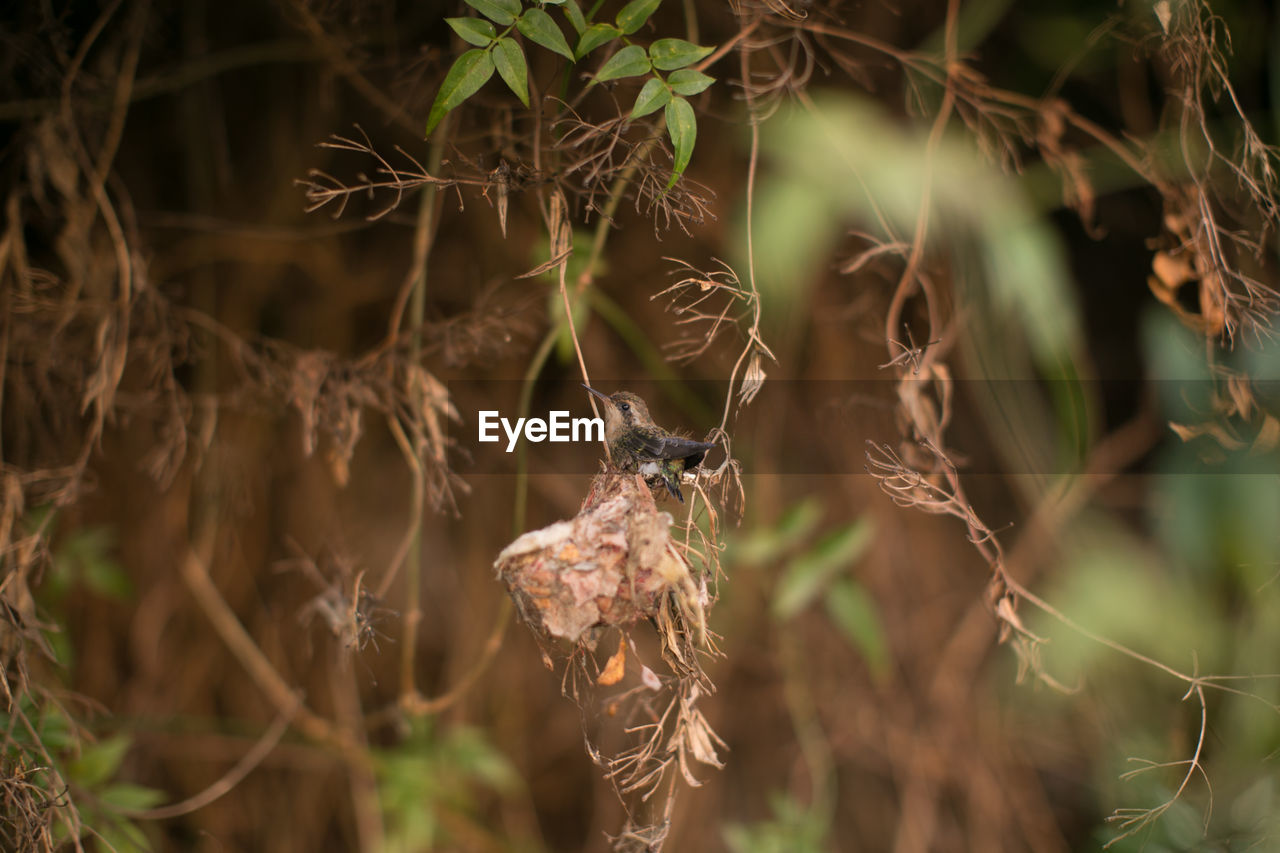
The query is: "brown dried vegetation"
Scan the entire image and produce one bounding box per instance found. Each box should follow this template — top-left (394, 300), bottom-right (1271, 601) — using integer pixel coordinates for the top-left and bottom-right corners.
top-left (5, 0), bottom-right (1280, 851)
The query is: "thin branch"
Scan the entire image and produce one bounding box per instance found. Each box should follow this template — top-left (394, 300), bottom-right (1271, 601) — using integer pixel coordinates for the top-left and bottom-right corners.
top-left (118, 701), bottom-right (297, 820)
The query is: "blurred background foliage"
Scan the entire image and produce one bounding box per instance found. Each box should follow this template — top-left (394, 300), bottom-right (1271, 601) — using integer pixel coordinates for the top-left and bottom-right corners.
top-left (5, 0), bottom-right (1280, 850)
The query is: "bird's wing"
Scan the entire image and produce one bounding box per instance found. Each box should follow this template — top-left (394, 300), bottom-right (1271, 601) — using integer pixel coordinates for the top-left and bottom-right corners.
top-left (653, 436), bottom-right (718, 468)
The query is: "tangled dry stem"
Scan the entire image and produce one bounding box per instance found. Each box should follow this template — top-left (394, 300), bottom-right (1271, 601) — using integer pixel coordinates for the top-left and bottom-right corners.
top-left (1, 15), bottom-right (506, 841)
top-left (736, 0), bottom-right (1280, 845)
top-left (8, 0), bottom-right (1280, 848)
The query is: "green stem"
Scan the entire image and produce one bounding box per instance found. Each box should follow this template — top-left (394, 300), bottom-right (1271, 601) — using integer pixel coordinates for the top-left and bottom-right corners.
top-left (400, 126), bottom-right (448, 710)
top-left (681, 0), bottom-right (699, 44)
top-left (777, 623), bottom-right (837, 831)
top-left (513, 329), bottom-right (561, 537)
top-left (576, 135), bottom-right (658, 295)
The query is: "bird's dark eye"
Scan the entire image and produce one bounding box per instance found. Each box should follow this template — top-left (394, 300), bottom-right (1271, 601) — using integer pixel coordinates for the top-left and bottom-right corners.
top-left (619, 402), bottom-right (630, 412)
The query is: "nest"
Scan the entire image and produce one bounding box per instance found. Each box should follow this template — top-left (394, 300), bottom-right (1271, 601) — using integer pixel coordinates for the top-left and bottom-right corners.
top-left (494, 471), bottom-right (707, 648)
top-left (494, 470), bottom-right (722, 838)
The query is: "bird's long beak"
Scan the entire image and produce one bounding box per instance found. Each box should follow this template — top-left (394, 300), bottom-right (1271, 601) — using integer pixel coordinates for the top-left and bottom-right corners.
top-left (581, 384), bottom-right (612, 405)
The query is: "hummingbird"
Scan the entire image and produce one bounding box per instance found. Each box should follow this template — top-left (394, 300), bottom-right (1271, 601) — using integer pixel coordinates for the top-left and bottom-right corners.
top-left (582, 385), bottom-right (717, 503)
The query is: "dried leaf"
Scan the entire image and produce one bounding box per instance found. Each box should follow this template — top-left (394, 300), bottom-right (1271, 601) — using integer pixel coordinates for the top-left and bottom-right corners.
top-left (1252, 415), bottom-right (1280, 454)
top-left (598, 634), bottom-right (627, 685)
top-left (1225, 374), bottom-right (1255, 419)
top-left (739, 351), bottom-right (766, 405)
top-left (1197, 270), bottom-right (1227, 336)
top-left (516, 246), bottom-right (573, 278)
top-left (995, 595), bottom-right (1023, 635)
top-left (639, 663), bottom-right (662, 691)
top-left (549, 190), bottom-right (572, 259)
top-left (1152, 251), bottom-right (1195, 291)
top-left (1169, 420), bottom-right (1247, 450)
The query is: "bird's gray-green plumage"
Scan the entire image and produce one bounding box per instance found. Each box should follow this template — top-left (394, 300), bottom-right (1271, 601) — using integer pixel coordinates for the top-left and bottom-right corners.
top-left (582, 386), bottom-right (716, 503)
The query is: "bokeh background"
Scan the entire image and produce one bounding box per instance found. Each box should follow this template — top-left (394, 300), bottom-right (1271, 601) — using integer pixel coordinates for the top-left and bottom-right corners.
top-left (5, 0), bottom-right (1280, 850)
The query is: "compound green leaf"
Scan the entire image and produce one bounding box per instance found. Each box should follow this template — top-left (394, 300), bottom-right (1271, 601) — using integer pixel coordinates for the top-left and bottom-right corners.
top-left (493, 38), bottom-right (530, 107)
top-left (592, 44), bottom-right (650, 84)
top-left (463, 0), bottom-right (521, 25)
top-left (664, 95), bottom-right (696, 187)
top-left (667, 67), bottom-right (714, 95)
top-left (426, 49), bottom-right (495, 136)
top-left (616, 0), bottom-right (660, 34)
top-left (630, 76), bottom-right (671, 119)
top-left (518, 8), bottom-right (575, 61)
top-left (446, 17), bottom-right (497, 47)
top-left (648, 38), bottom-right (713, 70)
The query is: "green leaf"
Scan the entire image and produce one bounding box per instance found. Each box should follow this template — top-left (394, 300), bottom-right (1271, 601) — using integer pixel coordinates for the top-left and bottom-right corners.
top-left (442, 726), bottom-right (520, 791)
top-left (773, 519), bottom-right (874, 620)
top-left (446, 17), bottom-right (496, 47)
top-left (425, 49), bottom-right (496, 136)
top-left (52, 526), bottom-right (132, 601)
top-left (374, 721), bottom-right (516, 852)
top-left (99, 782), bottom-right (168, 811)
top-left (561, 0), bottom-right (587, 34)
top-left (85, 561), bottom-right (133, 600)
top-left (758, 94), bottom-right (1083, 370)
top-left (576, 22), bottom-right (620, 59)
top-left (34, 702), bottom-right (75, 750)
top-left (592, 44), bottom-right (650, 84)
top-left (724, 792), bottom-right (830, 853)
top-left (664, 95), bottom-right (696, 188)
top-left (492, 38), bottom-right (530, 107)
top-left (667, 67), bottom-right (714, 96)
top-left (728, 498), bottom-right (823, 567)
top-left (648, 38), bottom-right (713, 70)
top-left (549, 282), bottom-right (592, 363)
top-left (615, 0), bottom-right (660, 34)
top-left (95, 817), bottom-right (153, 853)
top-left (68, 735), bottom-right (131, 788)
top-left (629, 76), bottom-right (671, 119)
top-left (463, 0), bottom-right (521, 25)
top-left (517, 8), bottom-right (575, 61)
top-left (824, 579), bottom-right (888, 677)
